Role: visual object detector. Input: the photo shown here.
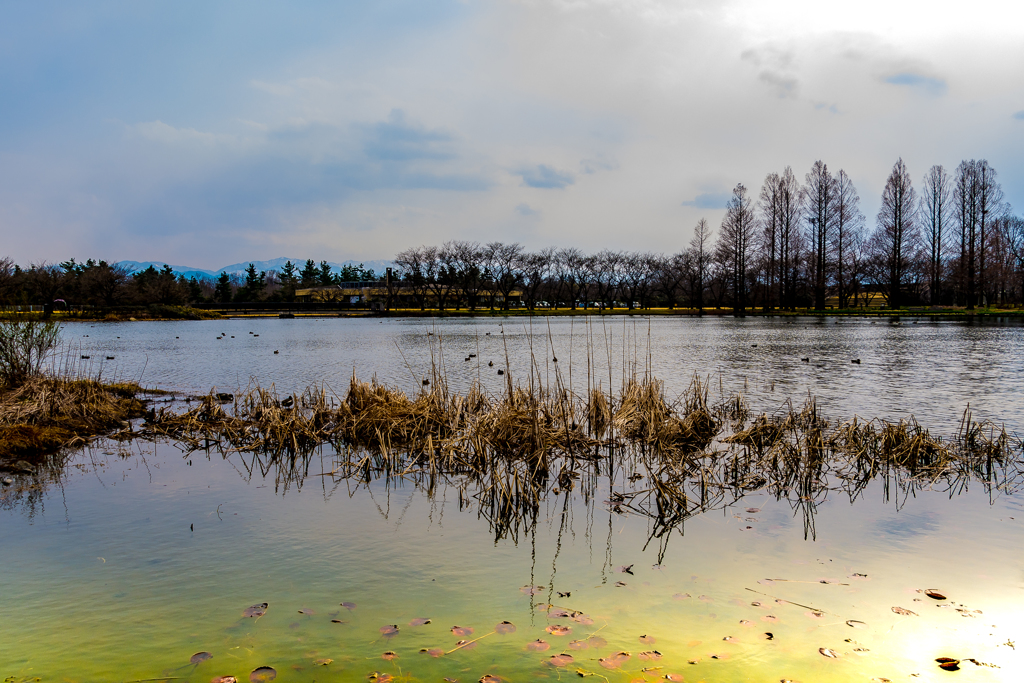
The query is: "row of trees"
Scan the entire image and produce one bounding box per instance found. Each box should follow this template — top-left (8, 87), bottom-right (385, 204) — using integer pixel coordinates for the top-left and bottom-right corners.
top-left (0, 258), bottom-right (380, 307)
top-left (392, 158), bottom-right (1023, 312)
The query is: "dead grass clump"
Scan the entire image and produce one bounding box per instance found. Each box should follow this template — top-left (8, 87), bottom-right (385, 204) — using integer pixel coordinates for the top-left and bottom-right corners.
top-left (0, 376), bottom-right (147, 461)
top-left (878, 418), bottom-right (949, 470)
top-left (613, 378), bottom-right (673, 441)
top-left (722, 414), bottom-right (784, 452)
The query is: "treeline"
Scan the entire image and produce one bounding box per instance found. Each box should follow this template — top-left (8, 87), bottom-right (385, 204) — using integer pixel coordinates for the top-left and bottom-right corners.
top-left (0, 258), bottom-right (379, 308)
top-left (393, 158), bottom-right (1024, 312)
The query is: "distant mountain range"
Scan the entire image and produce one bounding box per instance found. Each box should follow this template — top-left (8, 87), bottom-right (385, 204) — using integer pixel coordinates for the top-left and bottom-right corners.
top-left (115, 257), bottom-right (394, 281)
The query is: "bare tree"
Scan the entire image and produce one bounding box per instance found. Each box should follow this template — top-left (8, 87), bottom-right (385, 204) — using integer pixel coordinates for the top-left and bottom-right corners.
top-left (832, 169), bottom-right (864, 309)
top-left (519, 249), bottom-right (554, 310)
top-left (776, 168), bottom-right (802, 310)
top-left (976, 161), bottom-right (1004, 306)
top-left (483, 242), bottom-right (524, 310)
top-left (803, 161), bottom-right (835, 310)
top-left (920, 165), bottom-right (951, 305)
top-left (758, 172), bottom-right (782, 312)
top-left (718, 183), bottom-right (755, 316)
top-left (689, 218), bottom-right (712, 312)
top-left (873, 158), bottom-right (918, 309)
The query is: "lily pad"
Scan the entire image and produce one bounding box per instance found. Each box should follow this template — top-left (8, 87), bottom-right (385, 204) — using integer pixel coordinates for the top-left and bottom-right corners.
top-left (341, 601), bottom-right (356, 610)
top-left (762, 615), bottom-right (779, 623)
top-left (673, 593), bottom-right (691, 600)
top-left (249, 666), bottom-right (277, 683)
top-left (521, 585), bottom-right (545, 595)
top-left (421, 648), bottom-right (444, 658)
top-left (298, 608), bottom-right (314, 615)
top-left (664, 674), bottom-right (684, 682)
top-left (410, 618), bottom-right (432, 627)
top-left (313, 658), bottom-right (332, 666)
top-left (211, 677), bottom-right (237, 683)
top-left (547, 653), bottom-right (574, 667)
top-left (454, 639), bottom-right (477, 651)
top-left (638, 651), bottom-right (662, 661)
top-left (639, 635), bottom-right (655, 645)
top-left (382, 651), bottom-right (398, 661)
top-left (495, 621), bottom-right (516, 634)
top-left (546, 624), bottom-right (571, 636)
top-left (526, 639), bottom-right (550, 652)
top-left (191, 652), bottom-right (214, 665)
top-left (598, 652), bottom-right (631, 669)
top-left (819, 648), bottom-right (840, 658)
top-left (379, 624), bottom-right (400, 637)
top-left (698, 595), bottom-right (713, 602)
top-left (243, 603), bottom-right (268, 618)
top-left (573, 614), bottom-right (594, 625)
top-left (587, 636), bottom-right (608, 649)
top-left (568, 639), bottom-right (587, 650)
top-left (891, 607), bottom-right (917, 616)
top-left (739, 620), bottom-right (752, 627)
top-left (480, 676), bottom-right (503, 683)
top-left (451, 625), bottom-right (474, 637)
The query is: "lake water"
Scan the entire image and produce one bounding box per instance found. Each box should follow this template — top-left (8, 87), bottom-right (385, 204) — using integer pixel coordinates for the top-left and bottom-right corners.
top-left (2, 316), bottom-right (1023, 682)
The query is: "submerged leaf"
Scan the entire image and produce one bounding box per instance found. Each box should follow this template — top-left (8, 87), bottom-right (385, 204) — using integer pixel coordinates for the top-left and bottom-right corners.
top-left (526, 639), bottom-right (550, 652)
top-left (341, 601), bottom-right (356, 610)
top-left (547, 653), bottom-right (575, 667)
top-left (243, 603), bottom-right (268, 618)
top-left (495, 621), bottom-right (516, 634)
top-left (191, 652), bottom-right (213, 665)
top-left (410, 618), bottom-right (431, 627)
top-left (249, 666), bottom-right (277, 683)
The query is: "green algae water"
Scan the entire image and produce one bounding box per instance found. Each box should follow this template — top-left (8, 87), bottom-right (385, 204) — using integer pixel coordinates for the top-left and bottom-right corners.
top-left (2, 437), bottom-right (1021, 682)
top-left (3, 316), bottom-right (1024, 681)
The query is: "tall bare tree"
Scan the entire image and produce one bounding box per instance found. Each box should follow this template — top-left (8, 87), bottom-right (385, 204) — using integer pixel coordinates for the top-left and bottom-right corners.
top-left (689, 218), bottom-right (712, 312)
top-left (758, 171), bottom-right (782, 312)
top-left (777, 167), bottom-right (802, 310)
top-left (874, 158), bottom-right (918, 309)
top-left (832, 169), bottom-right (864, 309)
top-left (803, 161), bottom-right (835, 310)
top-left (976, 160), bottom-right (1003, 306)
top-left (920, 165), bottom-right (951, 305)
top-left (718, 184), bottom-right (755, 316)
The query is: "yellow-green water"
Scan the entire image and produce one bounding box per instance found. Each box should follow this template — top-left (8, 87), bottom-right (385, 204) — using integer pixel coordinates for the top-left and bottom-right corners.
top-left (2, 438), bottom-right (1021, 682)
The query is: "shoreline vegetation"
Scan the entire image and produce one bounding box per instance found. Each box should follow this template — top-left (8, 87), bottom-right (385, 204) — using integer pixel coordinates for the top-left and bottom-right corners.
top-left (3, 320), bottom-right (1021, 548)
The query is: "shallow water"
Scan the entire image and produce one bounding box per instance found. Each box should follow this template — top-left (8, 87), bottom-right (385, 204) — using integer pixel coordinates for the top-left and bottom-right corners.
top-left (3, 315), bottom-right (1023, 681)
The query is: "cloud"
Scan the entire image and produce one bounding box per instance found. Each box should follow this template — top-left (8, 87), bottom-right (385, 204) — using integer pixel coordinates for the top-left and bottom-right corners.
top-left (516, 164), bottom-right (575, 189)
top-left (515, 203), bottom-right (539, 217)
top-left (1014, 110), bottom-right (1024, 121)
top-left (741, 45), bottom-right (799, 98)
top-left (131, 120), bottom-right (223, 146)
top-left (682, 192), bottom-right (731, 209)
top-left (882, 72), bottom-right (947, 96)
top-left (358, 109), bottom-right (455, 162)
top-left (580, 156), bottom-right (619, 174)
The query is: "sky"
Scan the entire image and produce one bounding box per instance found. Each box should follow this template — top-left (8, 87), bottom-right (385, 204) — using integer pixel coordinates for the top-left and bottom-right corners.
top-left (2, 0), bottom-right (1023, 269)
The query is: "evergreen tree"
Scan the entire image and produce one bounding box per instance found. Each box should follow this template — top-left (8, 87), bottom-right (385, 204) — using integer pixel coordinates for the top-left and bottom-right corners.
top-left (214, 272), bottom-right (232, 303)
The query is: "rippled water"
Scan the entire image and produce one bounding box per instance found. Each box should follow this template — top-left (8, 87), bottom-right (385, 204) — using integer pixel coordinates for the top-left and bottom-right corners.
top-left (3, 316), bottom-right (1023, 681)
top-left (66, 315), bottom-right (1024, 430)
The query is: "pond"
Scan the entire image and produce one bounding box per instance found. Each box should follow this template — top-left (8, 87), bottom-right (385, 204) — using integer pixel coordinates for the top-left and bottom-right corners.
top-left (2, 316), bottom-right (1022, 682)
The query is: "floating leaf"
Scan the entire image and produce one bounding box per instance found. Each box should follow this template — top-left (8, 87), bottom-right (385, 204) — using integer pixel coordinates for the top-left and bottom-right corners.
top-left (762, 615), bottom-right (779, 623)
top-left (313, 658), bottom-right (332, 666)
top-left (568, 639), bottom-right (588, 650)
top-left (298, 608), bottom-right (315, 615)
top-left (455, 639), bottom-right (478, 651)
top-left (664, 674), bottom-right (684, 682)
top-left (698, 595), bottom-right (713, 602)
top-left (191, 652), bottom-right (213, 665)
top-left (547, 653), bottom-right (575, 667)
top-left (521, 585), bottom-right (545, 595)
top-left (382, 651), bottom-right (398, 661)
top-left (211, 677), bottom-right (237, 683)
top-left (763, 633), bottom-right (774, 641)
top-left (495, 621), bottom-right (516, 634)
top-left (805, 611), bottom-right (824, 619)
top-left (372, 674), bottom-right (394, 683)
top-left (410, 618), bottom-right (431, 627)
top-left (639, 635), bottom-right (656, 645)
top-left (587, 636), bottom-right (608, 649)
top-left (638, 651), bottom-right (662, 661)
top-left (598, 652), bottom-right (631, 669)
top-left (249, 666), bottom-right (277, 683)
top-left (480, 676), bottom-right (502, 683)
top-left (891, 607), bottom-right (917, 616)
top-left (846, 620), bottom-right (866, 628)
top-left (673, 593), bottom-right (691, 600)
top-left (709, 653), bottom-right (731, 660)
top-left (937, 658), bottom-right (960, 671)
top-left (331, 619), bottom-right (346, 624)
top-left (617, 565), bottom-right (635, 574)
top-left (341, 601), bottom-right (356, 610)
top-left (420, 648), bottom-right (444, 658)
top-left (526, 639), bottom-right (550, 652)
top-left (723, 636), bottom-right (736, 642)
top-left (819, 648), bottom-right (840, 658)
top-left (243, 603), bottom-right (268, 618)
top-left (925, 590), bottom-right (947, 600)
top-left (451, 626), bottom-right (474, 637)
top-left (614, 581), bottom-right (628, 587)
top-left (739, 620), bottom-right (752, 627)
top-left (379, 624), bottom-right (400, 636)
top-left (548, 609), bottom-right (572, 618)
top-left (687, 658), bottom-right (700, 665)
top-left (849, 572), bottom-right (869, 580)
top-left (547, 624), bottom-right (571, 636)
